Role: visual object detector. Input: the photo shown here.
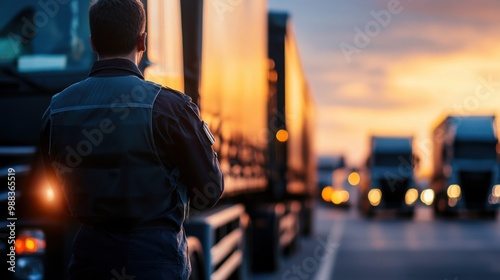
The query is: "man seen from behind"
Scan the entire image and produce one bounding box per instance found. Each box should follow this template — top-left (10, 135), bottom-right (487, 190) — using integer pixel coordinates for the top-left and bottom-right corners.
top-left (40, 0), bottom-right (224, 279)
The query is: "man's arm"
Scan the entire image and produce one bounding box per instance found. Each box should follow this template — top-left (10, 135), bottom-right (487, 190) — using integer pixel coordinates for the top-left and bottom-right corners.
top-left (153, 91), bottom-right (224, 210)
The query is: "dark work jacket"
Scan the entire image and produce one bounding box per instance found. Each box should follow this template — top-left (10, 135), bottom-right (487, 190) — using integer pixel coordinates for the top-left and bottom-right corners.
top-left (39, 59), bottom-right (224, 278)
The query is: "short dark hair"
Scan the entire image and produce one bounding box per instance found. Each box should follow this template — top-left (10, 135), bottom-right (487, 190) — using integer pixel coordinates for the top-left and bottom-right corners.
top-left (89, 0), bottom-right (146, 57)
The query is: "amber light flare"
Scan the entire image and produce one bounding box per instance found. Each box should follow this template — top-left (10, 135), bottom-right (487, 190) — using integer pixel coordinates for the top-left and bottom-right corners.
top-left (276, 129), bottom-right (289, 142)
top-left (405, 188), bottom-right (419, 205)
top-left (15, 237), bottom-right (45, 254)
top-left (321, 186), bottom-right (334, 202)
top-left (347, 172), bottom-right (360, 186)
top-left (420, 189), bottom-right (435, 206)
top-left (331, 190), bottom-right (350, 205)
top-left (447, 184), bottom-right (461, 199)
top-left (15, 230), bottom-right (46, 255)
top-left (44, 182), bottom-right (55, 202)
top-left (368, 189), bottom-right (382, 206)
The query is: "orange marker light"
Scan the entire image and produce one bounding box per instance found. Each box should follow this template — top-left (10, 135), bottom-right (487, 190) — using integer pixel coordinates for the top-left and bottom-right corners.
top-left (276, 129), bottom-right (289, 142)
top-left (347, 172), bottom-right (360, 186)
top-left (15, 239), bottom-right (25, 254)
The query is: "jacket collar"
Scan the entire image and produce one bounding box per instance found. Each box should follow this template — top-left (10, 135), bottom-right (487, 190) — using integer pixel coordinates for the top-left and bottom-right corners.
top-left (89, 58), bottom-right (144, 79)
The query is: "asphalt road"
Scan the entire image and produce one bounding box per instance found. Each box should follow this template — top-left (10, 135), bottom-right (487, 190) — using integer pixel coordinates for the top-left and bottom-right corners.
top-left (253, 203), bottom-right (500, 280)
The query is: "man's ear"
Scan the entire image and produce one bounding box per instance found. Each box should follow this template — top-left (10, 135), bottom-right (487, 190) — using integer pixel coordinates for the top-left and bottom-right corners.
top-left (90, 35), bottom-right (97, 52)
top-left (137, 32), bottom-right (147, 52)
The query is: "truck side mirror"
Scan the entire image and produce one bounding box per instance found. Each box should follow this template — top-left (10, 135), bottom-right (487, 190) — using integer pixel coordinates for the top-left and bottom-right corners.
top-left (412, 154), bottom-right (420, 169)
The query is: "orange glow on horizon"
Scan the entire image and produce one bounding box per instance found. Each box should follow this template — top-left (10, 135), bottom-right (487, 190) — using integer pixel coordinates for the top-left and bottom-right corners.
top-left (316, 45), bottom-right (500, 178)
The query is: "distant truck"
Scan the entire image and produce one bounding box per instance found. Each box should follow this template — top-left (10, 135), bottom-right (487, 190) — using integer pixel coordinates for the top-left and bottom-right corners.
top-left (328, 167), bottom-right (358, 208)
top-left (430, 115), bottom-right (500, 217)
top-left (317, 156), bottom-right (357, 207)
top-left (317, 156), bottom-right (345, 191)
top-left (359, 136), bottom-right (418, 217)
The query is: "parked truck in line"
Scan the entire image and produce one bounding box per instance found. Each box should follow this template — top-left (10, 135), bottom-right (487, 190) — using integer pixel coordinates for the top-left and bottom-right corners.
top-left (317, 156), bottom-right (345, 193)
top-left (316, 156), bottom-right (358, 208)
top-left (359, 136), bottom-right (418, 217)
top-left (430, 115), bottom-right (500, 217)
top-left (0, 1), bottom-right (315, 279)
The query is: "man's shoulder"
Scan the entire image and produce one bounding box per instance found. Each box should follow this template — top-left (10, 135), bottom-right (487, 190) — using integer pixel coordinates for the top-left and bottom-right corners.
top-left (157, 86), bottom-right (192, 103)
top-left (50, 78), bottom-right (91, 103)
top-left (153, 86), bottom-right (193, 113)
top-left (157, 86), bottom-right (191, 106)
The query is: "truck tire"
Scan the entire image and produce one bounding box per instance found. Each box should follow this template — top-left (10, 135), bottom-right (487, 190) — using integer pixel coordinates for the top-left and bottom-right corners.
top-left (249, 205), bottom-right (281, 272)
top-left (360, 194), bottom-right (374, 218)
top-left (397, 210), bottom-right (414, 219)
top-left (433, 192), bottom-right (457, 218)
top-left (479, 210), bottom-right (498, 219)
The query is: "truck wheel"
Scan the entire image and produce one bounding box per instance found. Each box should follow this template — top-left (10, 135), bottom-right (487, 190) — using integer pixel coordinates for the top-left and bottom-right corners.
top-left (362, 205), bottom-right (374, 218)
top-left (479, 210), bottom-right (498, 219)
top-left (397, 210), bottom-right (414, 219)
top-left (433, 192), bottom-right (453, 218)
top-left (249, 206), bottom-right (280, 272)
top-left (360, 196), bottom-right (374, 218)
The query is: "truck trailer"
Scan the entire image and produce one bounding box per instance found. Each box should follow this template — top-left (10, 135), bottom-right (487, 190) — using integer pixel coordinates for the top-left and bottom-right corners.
top-left (359, 136), bottom-right (417, 217)
top-left (430, 115), bottom-right (500, 217)
top-left (0, 1), bottom-right (315, 279)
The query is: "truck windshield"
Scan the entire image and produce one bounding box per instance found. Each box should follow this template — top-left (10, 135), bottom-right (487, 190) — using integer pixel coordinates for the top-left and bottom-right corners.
top-left (454, 141), bottom-right (497, 160)
top-left (0, 1), bottom-right (93, 73)
top-left (373, 154), bottom-right (412, 167)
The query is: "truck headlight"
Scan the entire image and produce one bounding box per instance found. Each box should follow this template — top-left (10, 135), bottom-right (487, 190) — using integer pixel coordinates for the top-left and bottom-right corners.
top-left (368, 189), bottom-right (382, 206)
top-left (489, 185), bottom-right (500, 204)
top-left (447, 184), bottom-right (461, 199)
top-left (493, 185), bottom-right (500, 198)
top-left (321, 186), bottom-right (334, 202)
top-left (331, 190), bottom-right (350, 204)
top-left (405, 188), bottom-right (419, 205)
top-left (420, 189), bottom-right (434, 206)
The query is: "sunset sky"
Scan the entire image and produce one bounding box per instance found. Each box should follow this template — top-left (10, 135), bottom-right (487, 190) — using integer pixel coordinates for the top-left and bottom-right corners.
top-left (269, 0), bottom-right (500, 177)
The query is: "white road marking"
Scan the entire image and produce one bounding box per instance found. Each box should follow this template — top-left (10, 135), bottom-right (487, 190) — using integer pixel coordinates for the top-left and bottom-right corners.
top-left (314, 215), bottom-right (346, 280)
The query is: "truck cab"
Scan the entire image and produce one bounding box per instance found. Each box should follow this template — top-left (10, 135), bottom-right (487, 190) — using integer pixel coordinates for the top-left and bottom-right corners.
top-left (431, 116), bottom-right (500, 217)
top-left (1, 2), bottom-right (93, 279)
top-left (360, 136), bottom-right (418, 217)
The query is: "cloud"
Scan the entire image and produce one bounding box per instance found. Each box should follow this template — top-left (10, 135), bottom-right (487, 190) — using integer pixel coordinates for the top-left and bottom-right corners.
top-left (393, 0), bottom-right (500, 23)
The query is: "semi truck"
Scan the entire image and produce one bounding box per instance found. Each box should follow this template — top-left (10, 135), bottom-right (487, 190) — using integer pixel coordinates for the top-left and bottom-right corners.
top-left (317, 156), bottom-right (345, 192)
top-left (359, 136), bottom-right (418, 217)
top-left (316, 156), bottom-right (357, 208)
top-left (0, 1), bottom-right (316, 279)
top-left (430, 115), bottom-right (500, 217)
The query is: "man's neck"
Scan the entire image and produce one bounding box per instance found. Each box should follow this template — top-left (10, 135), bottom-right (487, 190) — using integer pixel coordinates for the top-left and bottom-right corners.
top-left (98, 52), bottom-right (139, 66)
